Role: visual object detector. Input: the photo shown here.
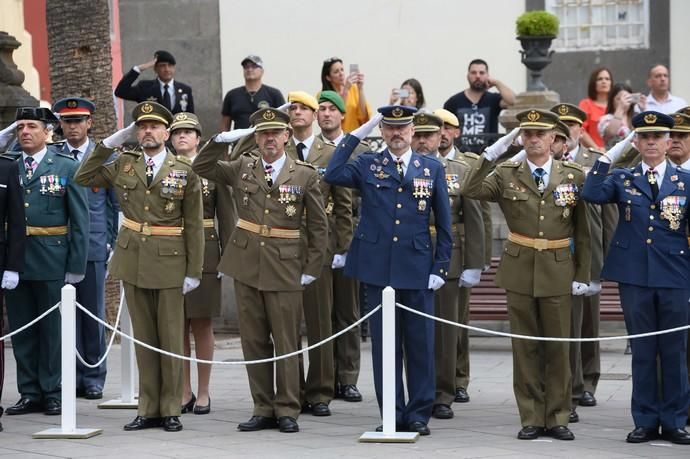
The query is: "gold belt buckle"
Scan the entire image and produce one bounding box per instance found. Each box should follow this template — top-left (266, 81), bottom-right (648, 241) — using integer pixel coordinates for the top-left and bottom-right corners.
top-left (259, 225), bottom-right (271, 237)
top-left (142, 223), bottom-right (152, 236)
top-left (533, 238), bottom-right (548, 251)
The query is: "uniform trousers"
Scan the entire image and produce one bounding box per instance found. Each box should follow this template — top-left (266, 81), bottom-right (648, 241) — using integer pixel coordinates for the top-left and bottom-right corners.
top-left (364, 284), bottom-right (435, 425)
top-left (506, 291), bottom-right (571, 428)
top-left (455, 286), bottom-right (471, 391)
top-left (6, 280), bottom-right (63, 401)
top-left (75, 261), bottom-right (107, 391)
top-left (235, 280), bottom-right (302, 419)
top-left (332, 268), bottom-right (360, 386)
top-left (570, 293), bottom-right (601, 407)
top-left (434, 280), bottom-right (460, 406)
top-left (123, 282), bottom-right (184, 417)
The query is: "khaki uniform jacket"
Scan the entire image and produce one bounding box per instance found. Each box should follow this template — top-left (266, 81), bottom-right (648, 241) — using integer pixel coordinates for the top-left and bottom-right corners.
top-left (459, 151), bottom-right (495, 267)
top-left (286, 138), bottom-right (353, 265)
top-left (462, 156), bottom-right (591, 297)
top-left (193, 139), bottom-right (328, 292)
top-left (74, 144), bottom-right (204, 288)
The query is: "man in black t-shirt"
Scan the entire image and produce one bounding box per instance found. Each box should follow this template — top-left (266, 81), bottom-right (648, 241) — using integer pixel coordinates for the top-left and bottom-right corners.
top-left (443, 59), bottom-right (516, 152)
top-left (221, 55), bottom-right (285, 130)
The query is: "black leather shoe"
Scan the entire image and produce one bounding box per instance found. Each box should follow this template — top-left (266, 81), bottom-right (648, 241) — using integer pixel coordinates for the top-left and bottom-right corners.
top-left (300, 403), bottom-right (312, 414)
top-left (180, 393), bottom-right (196, 414)
top-left (626, 426), bottom-right (659, 443)
top-left (341, 384), bottom-right (362, 402)
top-left (569, 409), bottom-right (579, 423)
top-left (237, 415), bottom-right (277, 431)
top-left (84, 387), bottom-right (103, 400)
top-left (5, 398), bottom-right (42, 415)
top-left (454, 387), bottom-right (470, 403)
top-left (661, 428), bottom-right (690, 445)
top-left (546, 425), bottom-right (575, 440)
top-left (579, 391), bottom-right (596, 407)
top-left (407, 421), bottom-right (430, 436)
top-left (163, 416), bottom-right (183, 432)
top-left (193, 397), bottom-right (210, 415)
top-left (311, 402), bottom-right (331, 416)
top-left (124, 416), bottom-right (162, 431)
top-left (278, 416), bottom-right (299, 433)
top-left (44, 398), bottom-right (61, 416)
top-left (517, 426), bottom-right (544, 440)
top-left (432, 404), bottom-right (454, 419)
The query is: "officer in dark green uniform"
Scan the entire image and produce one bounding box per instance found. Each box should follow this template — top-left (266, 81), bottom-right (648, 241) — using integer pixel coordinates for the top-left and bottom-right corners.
top-left (4, 107), bottom-right (90, 417)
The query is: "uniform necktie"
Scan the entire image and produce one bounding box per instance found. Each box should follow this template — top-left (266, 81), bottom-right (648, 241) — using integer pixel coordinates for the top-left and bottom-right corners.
top-left (533, 167), bottom-right (546, 194)
top-left (145, 157), bottom-right (155, 186)
top-left (647, 168), bottom-right (659, 201)
top-left (296, 142), bottom-right (307, 162)
top-left (265, 164), bottom-right (273, 187)
top-left (25, 156), bottom-right (35, 180)
top-left (395, 158), bottom-right (404, 180)
top-left (71, 149), bottom-right (80, 160)
top-left (163, 83), bottom-right (172, 110)
top-left (562, 152), bottom-right (571, 162)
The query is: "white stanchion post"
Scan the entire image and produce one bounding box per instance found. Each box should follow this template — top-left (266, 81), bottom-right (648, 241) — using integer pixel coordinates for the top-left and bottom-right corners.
top-left (359, 286), bottom-right (418, 442)
top-left (33, 285), bottom-right (103, 439)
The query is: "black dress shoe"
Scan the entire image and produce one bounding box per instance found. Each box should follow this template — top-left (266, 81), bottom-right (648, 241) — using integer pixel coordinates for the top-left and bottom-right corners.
top-left (163, 416), bottom-right (183, 432)
top-left (454, 387), bottom-right (470, 403)
top-left (546, 425), bottom-right (575, 440)
top-left (569, 409), bottom-right (579, 423)
top-left (626, 426), bottom-right (659, 443)
top-left (341, 384), bottom-right (362, 402)
top-left (5, 398), bottom-right (42, 415)
top-left (432, 404), bottom-right (454, 419)
top-left (311, 402), bottom-right (331, 416)
top-left (278, 416), bottom-right (299, 433)
top-left (193, 397), bottom-right (210, 415)
top-left (517, 426), bottom-right (544, 440)
top-left (300, 403), bottom-right (312, 414)
top-left (44, 398), bottom-right (61, 416)
top-left (579, 391), bottom-right (596, 407)
top-left (661, 428), bottom-right (690, 445)
top-left (124, 416), bottom-right (162, 431)
top-left (84, 387), bottom-right (103, 400)
top-left (407, 421), bottom-right (430, 436)
top-left (181, 393), bottom-right (196, 414)
top-left (237, 415), bottom-right (277, 431)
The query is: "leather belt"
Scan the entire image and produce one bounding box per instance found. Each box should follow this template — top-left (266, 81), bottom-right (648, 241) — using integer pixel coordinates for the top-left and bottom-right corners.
top-left (122, 217), bottom-right (183, 236)
top-left (26, 225), bottom-right (68, 236)
top-left (203, 219), bottom-right (215, 228)
top-left (508, 232), bottom-right (571, 251)
top-left (237, 218), bottom-right (300, 239)
top-left (429, 224), bottom-right (458, 235)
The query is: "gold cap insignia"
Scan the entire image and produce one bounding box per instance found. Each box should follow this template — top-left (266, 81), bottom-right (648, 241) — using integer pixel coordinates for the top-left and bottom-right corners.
top-left (558, 105), bottom-right (568, 115)
top-left (674, 114), bottom-right (683, 124)
top-left (141, 103), bottom-right (153, 114)
top-left (644, 113), bottom-right (657, 124)
top-left (392, 107), bottom-right (403, 118)
top-left (527, 110), bottom-right (540, 122)
top-left (67, 100), bottom-right (77, 108)
top-left (263, 110), bottom-right (276, 121)
top-left (418, 114), bottom-right (427, 124)
top-left (175, 113), bottom-right (188, 121)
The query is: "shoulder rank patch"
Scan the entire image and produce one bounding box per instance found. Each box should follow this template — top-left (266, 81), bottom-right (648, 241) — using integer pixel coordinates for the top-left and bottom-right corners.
top-left (587, 147), bottom-right (605, 156)
top-left (462, 151), bottom-right (481, 159)
top-left (55, 151), bottom-right (77, 161)
top-left (295, 160), bottom-right (317, 170)
top-left (498, 160), bottom-right (520, 168)
top-left (562, 161), bottom-right (584, 171)
top-left (175, 155), bottom-right (192, 166)
top-left (121, 148), bottom-right (142, 158)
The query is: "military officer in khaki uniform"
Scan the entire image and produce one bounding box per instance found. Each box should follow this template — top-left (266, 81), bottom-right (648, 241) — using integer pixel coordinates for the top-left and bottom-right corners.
top-left (410, 111), bottom-right (485, 420)
top-left (193, 108), bottom-right (328, 433)
top-left (462, 109), bottom-right (591, 441)
top-left (74, 102), bottom-right (204, 432)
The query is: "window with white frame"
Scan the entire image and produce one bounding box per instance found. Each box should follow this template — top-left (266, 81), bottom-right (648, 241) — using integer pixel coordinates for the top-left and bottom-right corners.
top-left (545, 0), bottom-right (649, 52)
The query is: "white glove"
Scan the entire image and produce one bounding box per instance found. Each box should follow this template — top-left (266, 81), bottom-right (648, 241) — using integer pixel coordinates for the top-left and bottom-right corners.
top-left (572, 281), bottom-right (589, 296)
top-left (482, 264), bottom-right (491, 272)
top-left (277, 102), bottom-right (291, 112)
top-left (65, 272), bottom-right (85, 284)
top-left (351, 112), bottom-right (384, 140)
top-left (214, 127), bottom-right (256, 143)
top-left (459, 269), bottom-right (482, 288)
top-left (428, 274), bottom-right (445, 291)
top-left (182, 277), bottom-right (201, 294)
top-left (484, 127), bottom-right (520, 161)
top-left (217, 272), bottom-right (224, 279)
top-left (509, 149), bottom-right (526, 162)
top-left (0, 121), bottom-right (18, 151)
top-left (301, 274), bottom-right (316, 286)
top-left (1, 270), bottom-right (19, 290)
top-left (600, 130), bottom-right (635, 164)
top-left (585, 281), bottom-right (602, 297)
top-left (331, 253), bottom-right (347, 269)
top-left (103, 122), bottom-right (136, 149)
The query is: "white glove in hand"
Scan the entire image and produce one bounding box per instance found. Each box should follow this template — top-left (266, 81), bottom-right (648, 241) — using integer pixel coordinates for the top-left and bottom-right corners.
top-left (351, 113), bottom-right (384, 140)
top-left (428, 274), bottom-right (445, 291)
top-left (510, 149), bottom-right (527, 162)
top-left (1, 270), bottom-right (19, 290)
top-left (585, 281), bottom-right (602, 297)
top-left (103, 122), bottom-right (136, 149)
top-left (301, 274), bottom-right (316, 286)
top-left (600, 130), bottom-right (635, 164)
top-left (331, 253), bottom-right (347, 269)
top-left (215, 127), bottom-right (256, 143)
top-left (0, 121), bottom-right (18, 151)
top-left (459, 269), bottom-right (482, 288)
top-left (65, 272), bottom-right (85, 284)
top-left (217, 272), bottom-right (224, 279)
top-left (182, 277), bottom-right (201, 294)
top-left (276, 102), bottom-right (291, 112)
top-left (484, 127), bottom-right (521, 161)
top-left (571, 281), bottom-right (589, 296)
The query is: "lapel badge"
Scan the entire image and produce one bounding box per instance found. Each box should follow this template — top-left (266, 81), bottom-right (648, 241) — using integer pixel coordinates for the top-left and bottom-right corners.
top-left (671, 175), bottom-right (678, 182)
top-left (418, 199), bottom-right (427, 212)
top-left (413, 159), bottom-right (421, 168)
top-left (423, 167), bottom-right (430, 177)
top-left (382, 157), bottom-right (389, 166)
top-left (370, 164), bottom-right (377, 171)
top-left (623, 179), bottom-right (631, 186)
top-left (679, 182), bottom-right (685, 190)
top-left (47, 158), bottom-right (53, 164)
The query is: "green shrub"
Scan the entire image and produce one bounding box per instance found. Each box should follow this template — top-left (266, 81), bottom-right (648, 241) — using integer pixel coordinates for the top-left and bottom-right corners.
top-left (516, 10), bottom-right (559, 37)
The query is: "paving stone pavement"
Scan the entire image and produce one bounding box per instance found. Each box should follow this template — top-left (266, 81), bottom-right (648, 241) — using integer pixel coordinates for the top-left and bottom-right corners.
top-left (1, 334), bottom-right (688, 458)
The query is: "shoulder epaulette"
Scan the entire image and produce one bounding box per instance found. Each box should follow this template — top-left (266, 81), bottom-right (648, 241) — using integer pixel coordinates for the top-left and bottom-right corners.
top-left (587, 147), bottom-right (605, 156)
top-left (295, 160), bottom-right (317, 170)
top-left (240, 149), bottom-right (260, 159)
top-left (55, 151), bottom-right (77, 161)
top-left (175, 155), bottom-right (192, 165)
top-left (461, 151), bottom-right (481, 159)
top-left (121, 148), bottom-right (142, 157)
top-left (498, 160), bottom-right (520, 168)
top-left (562, 161), bottom-right (584, 171)
top-left (446, 157), bottom-right (468, 165)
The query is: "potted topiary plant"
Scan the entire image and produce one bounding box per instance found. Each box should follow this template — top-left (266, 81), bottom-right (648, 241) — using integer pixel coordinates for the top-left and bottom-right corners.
top-left (516, 10), bottom-right (559, 91)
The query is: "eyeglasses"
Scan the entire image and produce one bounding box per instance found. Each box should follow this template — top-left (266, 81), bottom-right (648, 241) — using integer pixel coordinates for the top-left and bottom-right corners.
top-left (323, 57), bottom-right (342, 64)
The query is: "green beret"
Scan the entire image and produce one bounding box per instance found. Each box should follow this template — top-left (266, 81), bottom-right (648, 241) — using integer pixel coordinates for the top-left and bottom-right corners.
top-left (318, 90), bottom-right (346, 114)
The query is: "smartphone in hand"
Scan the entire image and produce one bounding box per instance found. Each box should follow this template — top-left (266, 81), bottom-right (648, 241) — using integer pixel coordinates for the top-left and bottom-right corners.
top-left (349, 63), bottom-right (359, 74)
top-left (398, 88), bottom-right (410, 98)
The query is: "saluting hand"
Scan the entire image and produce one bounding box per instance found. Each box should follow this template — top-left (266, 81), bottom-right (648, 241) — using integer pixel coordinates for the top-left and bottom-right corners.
top-left (103, 122), bottom-right (137, 149)
top-left (351, 112), bottom-right (383, 140)
top-left (601, 130), bottom-right (635, 164)
top-left (0, 121), bottom-right (18, 151)
top-left (215, 127), bottom-right (256, 143)
top-left (484, 127), bottom-right (520, 161)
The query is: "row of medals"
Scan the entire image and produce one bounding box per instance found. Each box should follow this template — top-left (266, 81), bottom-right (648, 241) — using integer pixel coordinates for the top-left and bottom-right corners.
top-left (161, 171), bottom-right (187, 213)
top-left (278, 185), bottom-right (301, 217)
top-left (660, 196), bottom-right (686, 230)
top-left (553, 183), bottom-right (578, 218)
top-left (39, 175), bottom-right (66, 195)
top-left (413, 178), bottom-right (433, 212)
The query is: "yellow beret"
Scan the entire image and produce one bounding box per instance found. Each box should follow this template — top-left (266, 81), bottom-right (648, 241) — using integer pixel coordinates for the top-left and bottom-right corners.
top-left (288, 91), bottom-right (318, 111)
top-left (433, 108), bottom-right (460, 128)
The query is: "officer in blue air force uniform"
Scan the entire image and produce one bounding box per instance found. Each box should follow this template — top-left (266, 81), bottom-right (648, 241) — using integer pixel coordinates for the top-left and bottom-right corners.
top-left (582, 111), bottom-right (690, 445)
top-left (324, 105), bottom-right (452, 436)
top-left (52, 97), bottom-right (119, 400)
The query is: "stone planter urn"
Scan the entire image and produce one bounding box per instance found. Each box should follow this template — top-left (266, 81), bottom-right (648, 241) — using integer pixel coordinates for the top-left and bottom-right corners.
top-left (517, 35), bottom-right (556, 92)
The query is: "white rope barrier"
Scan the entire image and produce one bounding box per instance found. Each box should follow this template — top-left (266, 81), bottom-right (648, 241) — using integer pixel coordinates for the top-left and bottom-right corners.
top-left (75, 296), bottom-right (125, 369)
top-left (0, 303), bottom-right (61, 341)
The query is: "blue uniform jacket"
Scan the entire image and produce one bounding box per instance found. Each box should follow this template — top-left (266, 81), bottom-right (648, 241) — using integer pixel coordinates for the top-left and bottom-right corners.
top-left (582, 159), bottom-right (690, 288)
top-left (324, 134), bottom-right (452, 290)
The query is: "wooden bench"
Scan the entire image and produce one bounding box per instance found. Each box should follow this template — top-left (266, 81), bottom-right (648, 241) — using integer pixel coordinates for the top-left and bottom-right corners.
top-left (469, 257), bottom-right (624, 321)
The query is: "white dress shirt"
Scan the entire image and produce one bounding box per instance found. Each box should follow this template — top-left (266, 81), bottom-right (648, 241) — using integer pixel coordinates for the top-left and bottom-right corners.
top-left (293, 134), bottom-right (315, 161)
top-left (262, 153), bottom-right (287, 182)
top-left (144, 149), bottom-right (167, 180)
top-left (645, 92), bottom-right (688, 114)
top-left (641, 160), bottom-right (667, 187)
top-left (66, 139), bottom-right (90, 162)
top-left (390, 148), bottom-right (413, 175)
